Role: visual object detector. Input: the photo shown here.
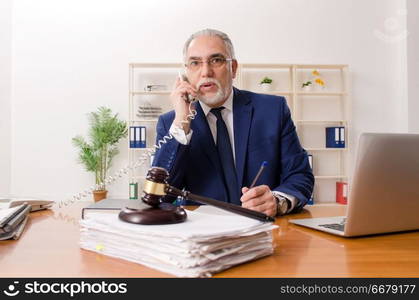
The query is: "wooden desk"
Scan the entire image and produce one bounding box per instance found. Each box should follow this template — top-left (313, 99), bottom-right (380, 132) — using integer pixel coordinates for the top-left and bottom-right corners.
top-left (1, 202), bottom-right (418, 277)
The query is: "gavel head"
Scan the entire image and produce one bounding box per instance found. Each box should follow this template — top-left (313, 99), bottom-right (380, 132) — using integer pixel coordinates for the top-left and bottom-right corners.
top-left (141, 167), bottom-right (170, 208)
top-left (120, 167), bottom-right (187, 225)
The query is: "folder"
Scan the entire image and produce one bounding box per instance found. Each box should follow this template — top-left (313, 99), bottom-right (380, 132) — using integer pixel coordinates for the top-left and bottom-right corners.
top-left (130, 126), bottom-right (148, 148)
top-left (135, 126), bottom-right (140, 148)
top-left (336, 181), bottom-right (348, 204)
top-left (139, 126), bottom-right (146, 148)
top-left (307, 154), bottom-right (314, 205)
top-left (129, 183), bottom-right (138, 200)
top-left (308, 154), bottom-right (313, 171)
top-left (340, 127), bottom-right (345, 147)
top-left (129, 126), bottom-right (136, 148)
top-left (326, 127), bottom-right (345, 148)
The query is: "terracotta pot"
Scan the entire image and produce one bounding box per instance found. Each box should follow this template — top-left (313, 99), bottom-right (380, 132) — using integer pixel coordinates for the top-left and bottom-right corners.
top-left (93, 190), bottom-right (108, 202)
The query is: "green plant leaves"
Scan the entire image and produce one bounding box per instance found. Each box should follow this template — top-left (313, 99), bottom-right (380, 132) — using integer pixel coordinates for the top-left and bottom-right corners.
top-left (72, 106), bottom-right (128, 190)
top-left (301, 81), bottom-right (312, 88)
top-left (260, 76), bottom-right (273, 84)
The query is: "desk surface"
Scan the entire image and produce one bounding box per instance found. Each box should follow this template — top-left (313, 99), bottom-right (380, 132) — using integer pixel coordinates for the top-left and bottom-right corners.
top-left (1, 202), bottom-right (418, 278)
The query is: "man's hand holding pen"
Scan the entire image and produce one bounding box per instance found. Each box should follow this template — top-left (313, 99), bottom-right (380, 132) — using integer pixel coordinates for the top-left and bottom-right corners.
top-left (240, 161), bottom-right (278, 218)
top-left (240, 185), bottom-right (278, 218)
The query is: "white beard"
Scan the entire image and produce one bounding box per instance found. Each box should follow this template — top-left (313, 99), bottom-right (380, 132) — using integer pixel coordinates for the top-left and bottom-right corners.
top-left (196, 78), bottom-right (226, 106)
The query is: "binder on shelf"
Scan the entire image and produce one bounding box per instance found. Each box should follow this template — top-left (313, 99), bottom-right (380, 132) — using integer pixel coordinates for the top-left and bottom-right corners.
top-left (307, 154), bottom-right (314, 205)
top-left (336, 181), bottom-right (348, 204)
top-left (139, 126), bottom-right (146, 148)
top-left (135, 127), bottom-right (140, 148)
top-left (129, 126), bottom-right (136, 148)
top-left (308, 154), bottom-right (313, 171)
top-left (129, 183), bottom-right (138, 200)
top-left (130, 126), bottom-right (146, 148)
top-left (339, 127), bottom-right (345, 147)
top-left (326, 127), bottom-right (345, 148)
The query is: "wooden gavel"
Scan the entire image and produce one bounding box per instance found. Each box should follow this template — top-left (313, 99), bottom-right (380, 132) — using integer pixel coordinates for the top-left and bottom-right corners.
top-left (119, 167), bottom-right (274, 225)
top-left (144, 167), bottom-right (274, 222)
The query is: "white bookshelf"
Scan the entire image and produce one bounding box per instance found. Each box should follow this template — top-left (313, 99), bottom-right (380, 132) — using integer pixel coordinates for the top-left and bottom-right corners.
top-left (128, 63), bottom-right (182, 196)
top-left (129, 63), bottom-right (350, 204)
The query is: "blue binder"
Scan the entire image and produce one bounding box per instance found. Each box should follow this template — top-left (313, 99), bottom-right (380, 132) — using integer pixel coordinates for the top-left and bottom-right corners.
top-left (326, 127), bottom-right (345, 148)
top-left (130, 126), bottom-right (147, 148)
top-left (339, 127), bottom-right (345, 147)
top-left (139, 126), bottom-right (146, 148)
top-left (129, 126), bottom-right (136, 148)
top-left (134, 126), bottom-right (140, 148)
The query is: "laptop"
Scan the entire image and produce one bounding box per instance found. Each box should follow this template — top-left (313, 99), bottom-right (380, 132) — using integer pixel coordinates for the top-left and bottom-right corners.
top-left (290, 132), bottom-right (419, 237)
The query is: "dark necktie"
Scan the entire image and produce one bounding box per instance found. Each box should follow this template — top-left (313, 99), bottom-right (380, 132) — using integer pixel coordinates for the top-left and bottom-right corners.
top-left (210, 107), bottom-right (239, 204)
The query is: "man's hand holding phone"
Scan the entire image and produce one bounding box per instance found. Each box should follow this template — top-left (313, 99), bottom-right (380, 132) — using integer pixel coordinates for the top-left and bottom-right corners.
top-left (171, 75), bottom-right (198, 134)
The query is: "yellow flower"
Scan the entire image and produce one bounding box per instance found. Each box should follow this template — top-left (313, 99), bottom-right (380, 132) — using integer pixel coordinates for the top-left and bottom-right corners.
top-left (95, 244), bottom-right (105, 251)
top-left (312, 70), bottom-right (320, 76)
top-left (315, 78), bottom-right (325, 86)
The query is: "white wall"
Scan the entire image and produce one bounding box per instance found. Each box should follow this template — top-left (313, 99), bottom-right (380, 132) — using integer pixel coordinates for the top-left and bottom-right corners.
top-left (0, 0), bottom-right (12, 196)
top-left (9, 0), bottom-right (409, 201)
top-left (407, 0), bottom-right (419, 133)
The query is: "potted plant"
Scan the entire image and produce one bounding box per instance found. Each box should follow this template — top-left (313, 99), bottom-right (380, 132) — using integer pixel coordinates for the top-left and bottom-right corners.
top-left (259, 76), bottom-right (273, 91)
top-left (301, 81), bottom-right (313, 91)
top-left (72, 107), bottom-right (128, 202)
top-left (301, 70), bottom-right (326, 92)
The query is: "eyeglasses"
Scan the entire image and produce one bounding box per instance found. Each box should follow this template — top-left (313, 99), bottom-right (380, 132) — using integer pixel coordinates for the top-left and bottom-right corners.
top-left (185, 56), bottom-right (233, 72)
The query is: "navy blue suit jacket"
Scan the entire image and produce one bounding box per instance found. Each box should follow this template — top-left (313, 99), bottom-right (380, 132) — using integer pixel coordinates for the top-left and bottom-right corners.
top-left (153, 87), bottom-right (314, 213)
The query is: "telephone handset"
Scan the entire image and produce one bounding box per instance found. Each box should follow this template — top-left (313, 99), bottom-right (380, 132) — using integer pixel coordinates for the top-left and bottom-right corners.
top-left (178, 71), bottom-right (197, 103)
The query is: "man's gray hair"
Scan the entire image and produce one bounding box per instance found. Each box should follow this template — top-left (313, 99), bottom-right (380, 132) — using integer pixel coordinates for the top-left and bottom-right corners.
top-left (183, 29), bottom-right (236, 62)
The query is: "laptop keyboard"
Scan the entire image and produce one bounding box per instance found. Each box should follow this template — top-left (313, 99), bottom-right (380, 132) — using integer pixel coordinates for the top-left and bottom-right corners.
top-left (319, 219), bottom-right (346, 232)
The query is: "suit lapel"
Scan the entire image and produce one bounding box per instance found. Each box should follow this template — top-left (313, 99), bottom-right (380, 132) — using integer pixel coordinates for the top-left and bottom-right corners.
top-left (233, 88), bottom-right (253, 187)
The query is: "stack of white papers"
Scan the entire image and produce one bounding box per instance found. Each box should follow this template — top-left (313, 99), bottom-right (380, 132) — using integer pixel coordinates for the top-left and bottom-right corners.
top-left (79, 206), bottom-right (278, 277)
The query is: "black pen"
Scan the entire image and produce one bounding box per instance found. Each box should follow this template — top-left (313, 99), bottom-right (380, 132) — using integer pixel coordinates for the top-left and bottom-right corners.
top-left (249, 161), bottom-right (268, 189)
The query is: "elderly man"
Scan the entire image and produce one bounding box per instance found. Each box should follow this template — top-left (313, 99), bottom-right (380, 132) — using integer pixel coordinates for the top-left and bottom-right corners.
top-left (153, 29), bottom-right (314, 217)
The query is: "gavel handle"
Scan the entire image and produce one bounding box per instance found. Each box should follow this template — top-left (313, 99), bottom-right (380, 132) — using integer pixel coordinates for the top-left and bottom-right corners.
top-left (165, 186), bottom-right (275, 223)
